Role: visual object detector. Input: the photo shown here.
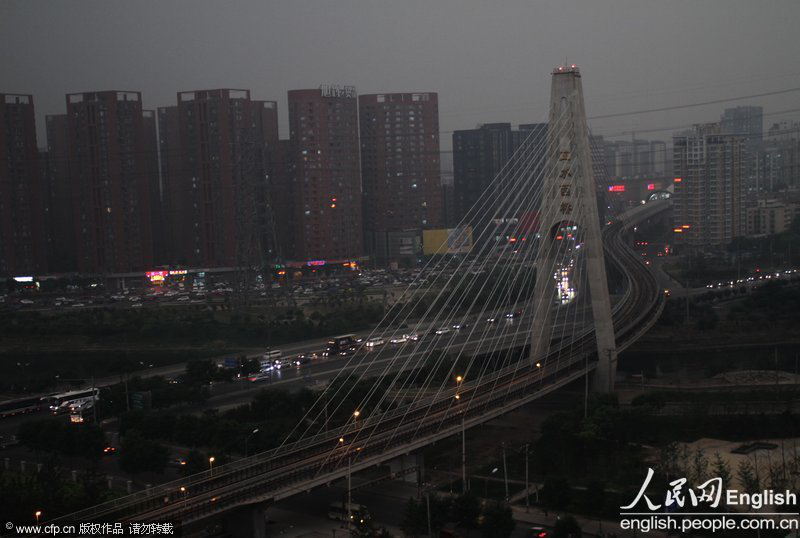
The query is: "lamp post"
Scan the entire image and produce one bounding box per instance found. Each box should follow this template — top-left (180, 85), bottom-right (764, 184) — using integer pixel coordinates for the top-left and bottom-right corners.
top-left (34, 510), bottom-right (42, 523)
top-left (245, 428), bottom-right (259, 457)
top-left (208, 456), bottom-right (215, 476)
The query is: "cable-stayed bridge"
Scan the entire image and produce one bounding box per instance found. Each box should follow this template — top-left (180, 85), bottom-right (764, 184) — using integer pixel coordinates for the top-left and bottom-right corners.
top-left (59, 66), bottom-right (671, 533)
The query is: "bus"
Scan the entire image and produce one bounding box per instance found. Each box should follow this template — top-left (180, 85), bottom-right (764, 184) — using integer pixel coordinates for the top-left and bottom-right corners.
top-left (0, 396), bottom-right (47, 419)
top-left (42, 388), bottom-right (100, 415)
top-left (323, 334), bottom-right (356, 356)
top-left (259, 349), bottom-right (282, 371)
top-left (327, 501), bottom-right (370, 523)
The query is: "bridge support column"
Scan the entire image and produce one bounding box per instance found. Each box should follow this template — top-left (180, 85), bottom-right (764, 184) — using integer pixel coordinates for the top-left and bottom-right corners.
top-left (389, 453), bottom-right (420, 483)
top-left (529, 64), bottom-right (618, 393)
top-left (223, 503), bottom-right (267, 538)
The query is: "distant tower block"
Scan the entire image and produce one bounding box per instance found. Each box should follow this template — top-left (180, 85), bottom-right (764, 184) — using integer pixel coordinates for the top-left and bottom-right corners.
top-left (528, 65), bottom-right (618, 392)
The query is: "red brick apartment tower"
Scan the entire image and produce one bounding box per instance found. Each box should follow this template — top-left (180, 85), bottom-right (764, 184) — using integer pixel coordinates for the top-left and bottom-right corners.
top-left (66, 91), bottom-right (155, 274)
top-left (0, 94), bottom-right (47, 276)
top-left (359, 92), bottom-right (442, 265)
top-left (167, 89), bottom-right (273, 268)
top-left (287, 86), bottom-right (363, 262)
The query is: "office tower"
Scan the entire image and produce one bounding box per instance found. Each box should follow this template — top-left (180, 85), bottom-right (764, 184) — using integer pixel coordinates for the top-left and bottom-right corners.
top-left (287, 85), bottom-right (362, 262)
top-left (142, 110), bottom-right (163, 265)
top-left (162, 89), bottom-right (277, 268)
top-left (0, 94), bottom-right (47, 276)
top-left (452, 122), bottom-right (547, 236)
top-left (65, 91), bottom-right (155, 273)
top-left (359, 92), bottom-right (442, 265)
top-left (672, 123), bottom-right (745, 249)
top-left (44, 114), bottom-right (76, 272)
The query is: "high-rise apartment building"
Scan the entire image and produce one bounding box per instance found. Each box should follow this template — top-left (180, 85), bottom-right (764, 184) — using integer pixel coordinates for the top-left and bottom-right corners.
top-left (758, 120), bottom-right (800, 192)
top-left (65, 91), bottom-right (156, 273)
top-left (161, 89), bottom-right (278, 268)
top-left (359, 92), bottom-right (442, 265)
top-left (721, 106), bottom-right (762, 195)
top-left (287, 86), bottom-right (362, 262)
top-left (0, 94), bottom-right (47, 276)
top-left (600, 138), bottom-right (667, 180)
top-left (672, 123), bottom-right (745, 249)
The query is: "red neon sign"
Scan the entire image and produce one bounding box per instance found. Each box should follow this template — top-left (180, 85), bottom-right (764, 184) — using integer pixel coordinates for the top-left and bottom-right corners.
top-left (647, 183), bottom-right (655, 190)
top-left (674, 177), bottom-right (682, 183)
top-left (608, 185), bottom-right (626, 192)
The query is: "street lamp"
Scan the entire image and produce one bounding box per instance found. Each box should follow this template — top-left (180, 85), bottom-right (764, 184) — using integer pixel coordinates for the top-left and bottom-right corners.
top-left (208, 456), bottom-right (215, 476)
top-left (353, 410), bottom-right (360, 419)
top-left (245, 428), bottom-right (259, 457)
top-left (34, 511), bottom-right (42, 523)
top-left (535, 361), bottom-right (542, 368)
top-left (455, 375), bottom-right (463, 383)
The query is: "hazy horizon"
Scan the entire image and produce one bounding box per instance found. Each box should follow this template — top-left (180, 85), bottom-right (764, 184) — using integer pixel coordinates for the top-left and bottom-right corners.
top-left (3, 0), bottom-right (800, 148)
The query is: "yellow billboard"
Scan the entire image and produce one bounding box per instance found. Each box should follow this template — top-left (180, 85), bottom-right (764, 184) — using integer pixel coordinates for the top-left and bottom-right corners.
top-left (423, 226), bottom-right (473, 255)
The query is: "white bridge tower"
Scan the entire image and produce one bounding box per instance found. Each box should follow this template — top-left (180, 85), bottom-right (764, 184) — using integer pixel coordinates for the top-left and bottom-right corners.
top-left (529, 65), bottom-right (618, 392)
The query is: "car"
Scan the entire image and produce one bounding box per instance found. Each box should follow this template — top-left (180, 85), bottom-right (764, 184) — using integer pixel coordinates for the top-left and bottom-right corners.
top-left (131, 303), bottom-right (143, 308)
top-left (452, 322), bottom-right (469, 330)
top-left (435, 327), bottom-right (451, 335)
top-left (0, 435), bottom-right (19, 450)
top-left (293, 355), bottom-right (312, 366)
top-left (103, 446), bottom-right (117, 455)
top-left (20, 299), bottom-right (34, 305)
top-left (365, 337), bottom-right (385, 348)
top-left (72, 303), bottom-right (85, 307)
top-left (248, 372), bottom-right (271, 382)
top-left (404, 333), bottom-right (420, 341)
top-left (505, 309), bottom-right (523, 319)
top-left (176, 296), bottom-right (190, 302)
top-left (525, 527), bottom-right (549, 538)
top-left (389, 336), bottom-right (408, 344)
top-left (486, 316), bottom-right (497, 323)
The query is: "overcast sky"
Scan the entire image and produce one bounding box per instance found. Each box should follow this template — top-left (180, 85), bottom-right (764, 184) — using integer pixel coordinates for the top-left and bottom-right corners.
top-left (3, 0), bottom-right (800, 149)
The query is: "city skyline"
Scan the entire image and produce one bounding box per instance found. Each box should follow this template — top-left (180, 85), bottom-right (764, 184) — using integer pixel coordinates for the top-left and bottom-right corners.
top-left (3, 1), bottom-right (800, 149)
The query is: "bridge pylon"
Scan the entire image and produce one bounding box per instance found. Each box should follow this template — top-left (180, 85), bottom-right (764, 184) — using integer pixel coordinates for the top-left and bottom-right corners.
top-left (528, 64), bottom-right (618, 392)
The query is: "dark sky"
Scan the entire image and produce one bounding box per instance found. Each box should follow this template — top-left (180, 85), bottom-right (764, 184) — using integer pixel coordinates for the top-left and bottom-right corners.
top-left (3, 0), bottom-right (800, 148)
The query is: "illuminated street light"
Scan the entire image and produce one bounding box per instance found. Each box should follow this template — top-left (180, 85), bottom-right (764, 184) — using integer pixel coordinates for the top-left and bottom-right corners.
top-left (209, 456), bottom-right (215, 475)
top-left (35, 511), bottom-right (42, 523)
top-left (353, 410), bottom-right (360, 419)
top-left (455, 375), bottom-right (463, 383)
top-left (535, 362), bottom-right (542, 368)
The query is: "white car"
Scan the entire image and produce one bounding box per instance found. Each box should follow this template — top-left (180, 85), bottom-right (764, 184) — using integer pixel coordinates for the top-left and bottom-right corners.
top-left (131, 303), bottom-right (143, 308)
top-left (176, 296), bottom-right (190, 302)
top-left (389, 336), bottom-right (407, 345)
top-left (404, 333), bottom-right (420, 341)
top-left (365, 337), bottom-right (385, 348)
top-left (435, 327), bottom-right (451, 335)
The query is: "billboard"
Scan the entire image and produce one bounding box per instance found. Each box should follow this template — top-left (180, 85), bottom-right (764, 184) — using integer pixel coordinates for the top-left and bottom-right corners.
top-left (423, 226), bottom-right (473, 255)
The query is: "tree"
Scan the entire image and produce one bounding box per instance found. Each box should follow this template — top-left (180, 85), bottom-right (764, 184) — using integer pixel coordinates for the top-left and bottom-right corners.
top-left (737, 459), bottom-right (760, 495)
top-left (542, 476), bottom-right (572, 510)
top-left (711, 453), bottom-right (732, 489)
top-left (452, 491), bottom-right (482, 529)
top-left (400, 497), bottom-right (426, 537)
top-left (119, 430), bottom-right (169, 474)
top-left (480, 502), bottom-right (515, 538)
top-left (552, 515), bottom-right (582, 538)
